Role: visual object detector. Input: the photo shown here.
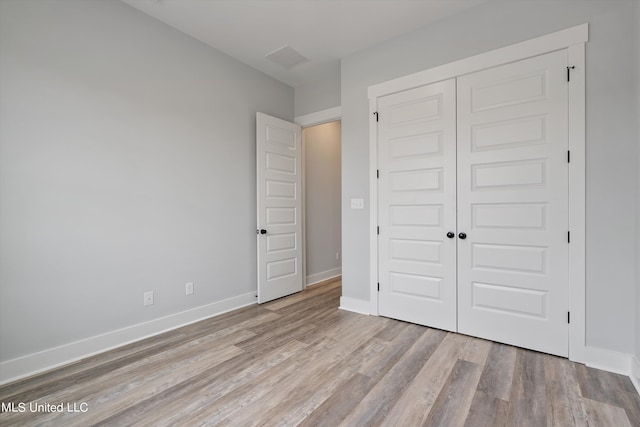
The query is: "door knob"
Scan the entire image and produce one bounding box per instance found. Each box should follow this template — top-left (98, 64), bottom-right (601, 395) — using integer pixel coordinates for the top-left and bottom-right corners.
top-left (446, 232), bottom-right (455, 239)
top-left (257, 229), bottom-right (267, 235)
top-left (458, 232), bottom-right (467, 239)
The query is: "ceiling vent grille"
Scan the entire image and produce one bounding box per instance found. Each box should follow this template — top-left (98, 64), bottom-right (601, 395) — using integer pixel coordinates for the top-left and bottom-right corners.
top-left (265, 45), bottom-right (309, 70)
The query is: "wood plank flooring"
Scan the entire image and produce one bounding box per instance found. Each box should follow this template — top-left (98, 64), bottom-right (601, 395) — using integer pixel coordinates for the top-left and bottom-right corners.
top-left (1, 278), bottom-right (639, 426)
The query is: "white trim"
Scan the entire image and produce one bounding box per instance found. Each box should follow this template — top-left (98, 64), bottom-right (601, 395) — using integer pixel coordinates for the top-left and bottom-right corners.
top-left (368, 24), bottom-right (588, 364)
top-left (631, 356), bottom-right (640, 395)
top-left (567, 42), bottom-right (587, 363)
top-left (583, 347), bottom-right (640, 393)
top-left (294, 106), bottom-right (342, 127)
top-left (306, 268), bottom-right (342, 286)
top-left (368, 23), bottom-right (588, 99)
top-left (302, 127), bottom-right (307, 287)
top-left (0, 292), bottom-right (256, 385)
top-left (339, 296), bottom-right (371, 315)
top-left (584, 346), bottom-right (633, 376)
top-left (369, 96), bottom-right (379, 316)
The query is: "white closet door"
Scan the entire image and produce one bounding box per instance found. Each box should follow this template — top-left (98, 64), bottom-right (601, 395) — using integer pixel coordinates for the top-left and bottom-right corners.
top-left (377, 79), bottom-right (457, 331)
top-left (456, 50), bottom-right (569, 356)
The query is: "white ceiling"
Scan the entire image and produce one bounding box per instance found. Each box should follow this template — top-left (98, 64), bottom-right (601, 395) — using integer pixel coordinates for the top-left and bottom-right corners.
top-left (121, 0), bottom-right (487, 88)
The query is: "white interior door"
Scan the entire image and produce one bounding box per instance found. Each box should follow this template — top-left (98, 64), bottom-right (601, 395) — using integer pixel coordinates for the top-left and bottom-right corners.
top-left (256, 113), bottom-right (303, 303)
top-left (456, 50), bottom-right (569, 356)
top-left (377, 79), bottom-right (457, 331)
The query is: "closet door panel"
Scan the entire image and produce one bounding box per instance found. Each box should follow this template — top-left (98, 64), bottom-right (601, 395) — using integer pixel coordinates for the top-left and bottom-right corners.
top-left (377, 79), bottom-right (457, 331)
top-left (457, 50), bottom-right (569, 357)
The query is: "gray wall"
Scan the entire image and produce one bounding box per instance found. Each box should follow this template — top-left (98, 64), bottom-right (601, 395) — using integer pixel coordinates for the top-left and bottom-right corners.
top-left (341, 0), bottom-right (638, 354)
top-left (0, 0), bottom-right (293, 362)
top-left (294, 62), bottom-right (341, 117)
top-left (304, 122), bottom-right (342, 281)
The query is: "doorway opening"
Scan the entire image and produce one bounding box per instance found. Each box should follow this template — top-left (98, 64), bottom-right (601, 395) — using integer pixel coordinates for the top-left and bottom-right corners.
top-left (302, 121), bottom-right (342, 288)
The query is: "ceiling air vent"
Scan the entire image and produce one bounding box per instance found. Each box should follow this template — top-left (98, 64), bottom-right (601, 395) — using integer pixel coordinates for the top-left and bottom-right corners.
top-left (264, 45), bottom-right (309, 70)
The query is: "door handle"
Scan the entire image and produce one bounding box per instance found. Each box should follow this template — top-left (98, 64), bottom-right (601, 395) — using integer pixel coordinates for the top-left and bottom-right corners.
top-left (446, 232), bottom-right (455, 239)
top-left (458, 232), bottom-right (467, 239)
top-left (256, 229), bottom-right (267, 235)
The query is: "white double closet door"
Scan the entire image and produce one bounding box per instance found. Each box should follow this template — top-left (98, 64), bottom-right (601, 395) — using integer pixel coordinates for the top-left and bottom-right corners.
top-left (377, 50), bottom-right (569, 357)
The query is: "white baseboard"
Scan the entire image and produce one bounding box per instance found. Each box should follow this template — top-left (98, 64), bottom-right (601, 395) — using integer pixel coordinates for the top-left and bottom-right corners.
top-left (339, 296), bottom-right (370, 315)
top-left (584, 345), bottom-right (635, 378)
top-left (0, 292), bottom-right (257, 385)
top-left (306, 267), bottom-right (341, 286)
top-left (631, 355), bottom-right (640, 395)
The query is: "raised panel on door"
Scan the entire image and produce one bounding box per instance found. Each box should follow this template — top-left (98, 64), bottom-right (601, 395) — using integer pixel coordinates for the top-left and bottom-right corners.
top-left (377, 79), bottom-right (457, 331)
top-left (456, 50), bottom-right (569, 356)
top-left (257, 113), bottom-right (303, 303)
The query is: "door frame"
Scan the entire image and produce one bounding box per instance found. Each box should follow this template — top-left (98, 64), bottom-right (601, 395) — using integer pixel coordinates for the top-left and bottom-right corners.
top-left (295, 106), bottom-right (342, 287)
top-left (367, 24), bottom-right (588, 363)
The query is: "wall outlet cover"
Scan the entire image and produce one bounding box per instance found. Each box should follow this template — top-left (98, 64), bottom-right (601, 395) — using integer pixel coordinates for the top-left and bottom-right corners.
top-left (143, 291), bottom-right (154, 306)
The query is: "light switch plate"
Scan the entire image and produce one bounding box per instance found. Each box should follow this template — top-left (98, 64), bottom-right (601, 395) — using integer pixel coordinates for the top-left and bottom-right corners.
top-left (351, 198), bottom-right (364, 209)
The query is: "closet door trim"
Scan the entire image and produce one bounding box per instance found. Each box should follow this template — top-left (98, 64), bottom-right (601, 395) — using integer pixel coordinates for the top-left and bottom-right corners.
top-left (368, 24), bottom-right (587, 363)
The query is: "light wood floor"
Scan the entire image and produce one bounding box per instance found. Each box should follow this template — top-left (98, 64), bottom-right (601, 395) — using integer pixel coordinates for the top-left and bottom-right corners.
top-left (1, 278), bottom-right (639, 426)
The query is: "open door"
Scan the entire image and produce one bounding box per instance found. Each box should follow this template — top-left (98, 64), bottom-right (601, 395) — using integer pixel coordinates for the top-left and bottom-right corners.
top-left (256, 113), bottom-right (303, 303)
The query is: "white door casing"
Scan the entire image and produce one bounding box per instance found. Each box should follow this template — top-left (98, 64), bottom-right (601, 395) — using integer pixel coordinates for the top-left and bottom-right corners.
top-left (377, 79), bottom-right (457, 331)
top-left (256, 113), bottom-right (303, 303)
top-left (456, 50), bottom-right (569, 356)
top-left (368, 24), bottom-right (587, 362)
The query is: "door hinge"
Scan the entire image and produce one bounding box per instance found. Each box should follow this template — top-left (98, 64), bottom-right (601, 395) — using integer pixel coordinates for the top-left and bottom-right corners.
top-left (377, 169), bottom-right (379, 179)
top-left (567, 312), bottom-right (571, 323)
top-left (377, 282), bottom-right (380, 292)
top-left (567, 150), bottom-right (570, 163)
top-left (567, 231), bottom-right (571, 243)
top-left (373, 112), bottom-right (379, 122)
top-left (377, 226), bottom-right (380, 235)
top-left (567, 66), bottom-right (575, 82)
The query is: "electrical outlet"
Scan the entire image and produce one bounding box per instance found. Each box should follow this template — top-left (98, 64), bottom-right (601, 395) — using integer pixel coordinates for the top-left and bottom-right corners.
top-left (143, 291), bottom-right (154, 306)
top-left (336, 252), bottom-right (340, 260)
top-left (185, 282), bottom-right (194, 296)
